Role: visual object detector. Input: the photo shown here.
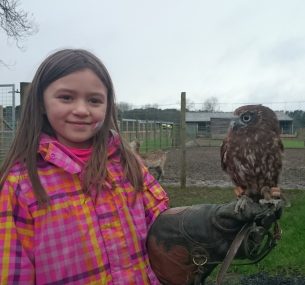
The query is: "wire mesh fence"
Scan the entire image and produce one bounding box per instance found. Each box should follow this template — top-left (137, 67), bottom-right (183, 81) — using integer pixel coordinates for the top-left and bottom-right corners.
top-left (119, 119), bottom-right (180, 152)
top-left (0, 84), bottom-right (18, 162)
top-left (119, 102), bottom-right (181, 153)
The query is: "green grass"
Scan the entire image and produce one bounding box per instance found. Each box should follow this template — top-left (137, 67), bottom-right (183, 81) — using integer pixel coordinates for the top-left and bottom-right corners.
top-left (282, 138), bottom-right (305, 148)
top-left (135, 137), bottom-right (305, 151)
top-left (187, 138), bottom-right (305, 149)
top-left (162, 186), bottom-right (305, 278)
top-left (139, 137), bottom-right (173, 152)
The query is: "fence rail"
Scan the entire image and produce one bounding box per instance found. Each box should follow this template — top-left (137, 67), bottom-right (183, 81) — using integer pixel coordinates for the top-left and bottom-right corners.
top-left (119, 119), bottom-right (179, 152)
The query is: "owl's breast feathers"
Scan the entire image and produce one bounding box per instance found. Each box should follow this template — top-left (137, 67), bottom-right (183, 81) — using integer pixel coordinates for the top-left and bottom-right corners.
top-left (221, 128), bottom-right (283, 196)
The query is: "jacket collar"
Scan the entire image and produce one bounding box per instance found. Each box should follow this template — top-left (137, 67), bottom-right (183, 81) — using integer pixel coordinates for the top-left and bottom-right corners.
top-left (38, 131), bottom-right (121, 174)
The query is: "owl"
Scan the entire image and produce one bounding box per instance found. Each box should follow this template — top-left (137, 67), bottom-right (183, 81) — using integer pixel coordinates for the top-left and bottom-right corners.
top-left (220, 105), bottom-right (284, 210)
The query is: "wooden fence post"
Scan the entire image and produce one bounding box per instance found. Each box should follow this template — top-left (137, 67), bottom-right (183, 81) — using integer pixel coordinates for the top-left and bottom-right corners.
top-left (180, 92), bottom-right (186, 189)
top-left (145, 119), bottom-right (148, 152)
top-left (136, 120), bottom-right (139, 140)
top-left (20, 82), bottom-right (30, 110)
top-left (159, 123), bottom-right (162, 149)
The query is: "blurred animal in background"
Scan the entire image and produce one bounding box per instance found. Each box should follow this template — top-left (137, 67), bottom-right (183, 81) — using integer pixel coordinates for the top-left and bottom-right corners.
top-left (129, 140), bottom-right (167, 181)
top-left (220, 105), bottom-right (285, 211)
top-left (129, 140), bottom-right (141, 154)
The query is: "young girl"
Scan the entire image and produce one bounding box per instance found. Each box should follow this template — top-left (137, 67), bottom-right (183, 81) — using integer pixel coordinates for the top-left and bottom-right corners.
top-left (0, 49), bottom-right (169, 284)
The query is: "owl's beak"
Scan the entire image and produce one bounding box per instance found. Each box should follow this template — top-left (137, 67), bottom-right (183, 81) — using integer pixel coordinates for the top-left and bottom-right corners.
top-left (230, 116), bottom-right (245, 130)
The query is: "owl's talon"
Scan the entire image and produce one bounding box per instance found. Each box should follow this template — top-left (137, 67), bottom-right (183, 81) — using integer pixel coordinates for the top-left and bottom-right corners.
top-left (270, 187), bottom-right (281, 198)
top-left (259, 198), bottom-right (284, 210)
top-left (234, 186), bottom-right (245, 198)
top-left (234, 195), bottom-right (253, 213)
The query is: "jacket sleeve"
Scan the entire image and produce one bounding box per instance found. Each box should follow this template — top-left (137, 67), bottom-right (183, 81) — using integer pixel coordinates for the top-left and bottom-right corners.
top-left (142, 168), bottom-right (169, 229)
top-left (0, 179), bottom-right (35, 284)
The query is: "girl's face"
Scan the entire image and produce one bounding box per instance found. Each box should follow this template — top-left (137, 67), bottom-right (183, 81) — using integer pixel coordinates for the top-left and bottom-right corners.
top-left (43, 68), bottom-right (108, 148)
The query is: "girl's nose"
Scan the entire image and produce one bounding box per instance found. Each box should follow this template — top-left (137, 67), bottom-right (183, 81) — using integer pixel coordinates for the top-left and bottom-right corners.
top-left (72, 102), bottom-right (90, 116)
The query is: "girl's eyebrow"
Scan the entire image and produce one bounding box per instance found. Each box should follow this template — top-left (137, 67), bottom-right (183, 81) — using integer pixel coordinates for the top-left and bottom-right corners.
top-left (53, 88), bottom-right (106, 97)
top-left (53, 88), bottom-right (75, 94)
top-left (90, 92), bottom-right (107, 97)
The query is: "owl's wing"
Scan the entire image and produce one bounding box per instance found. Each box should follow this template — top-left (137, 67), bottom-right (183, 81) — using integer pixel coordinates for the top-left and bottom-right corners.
top-left (220, 139), bottom-right (228, 171)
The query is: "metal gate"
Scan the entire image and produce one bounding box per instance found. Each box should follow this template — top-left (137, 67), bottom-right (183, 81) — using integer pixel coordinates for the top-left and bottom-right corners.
top-left (0, 84), bottom-right (18, 162)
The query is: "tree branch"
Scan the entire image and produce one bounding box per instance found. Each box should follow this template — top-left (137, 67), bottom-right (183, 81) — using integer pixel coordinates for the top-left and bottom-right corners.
top-left (0, 0), bottom-right (38, 47)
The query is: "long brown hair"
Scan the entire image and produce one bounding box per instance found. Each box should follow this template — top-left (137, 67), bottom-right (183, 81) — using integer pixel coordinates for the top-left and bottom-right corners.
top-left (0, 49), bottom-right (144, 204)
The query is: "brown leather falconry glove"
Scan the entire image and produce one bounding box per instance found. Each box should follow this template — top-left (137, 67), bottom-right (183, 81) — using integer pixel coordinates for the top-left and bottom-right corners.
top-left (147, 198), bottom-right (283, 285)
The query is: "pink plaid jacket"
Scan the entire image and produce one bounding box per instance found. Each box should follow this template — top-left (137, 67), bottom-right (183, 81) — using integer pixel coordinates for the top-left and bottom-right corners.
top-left (0, 133), bottom-right (169, 284)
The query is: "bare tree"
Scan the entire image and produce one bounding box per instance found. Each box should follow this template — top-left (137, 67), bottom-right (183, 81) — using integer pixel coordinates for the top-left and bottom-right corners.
top-left (186, 99), bottom-right (195, 111)
top-left (117, 101), bottom-right (133, 112)
top-left (0, 0), bottom-right (37, 47)
top-left (202, 96), bottom-right (219, 112)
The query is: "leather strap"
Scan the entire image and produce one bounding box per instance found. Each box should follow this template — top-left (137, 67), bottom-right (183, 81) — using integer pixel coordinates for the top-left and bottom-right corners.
top-left (216, 223), bottom-right (251, 285)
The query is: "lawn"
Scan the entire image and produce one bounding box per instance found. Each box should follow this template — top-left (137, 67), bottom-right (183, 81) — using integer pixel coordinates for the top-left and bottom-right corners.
top-left (282, 138), bottom-right (305, 149)
top-left (135, 137), bottom-right (305, 153)
top-left (162, 186), bottom-right (305, 280)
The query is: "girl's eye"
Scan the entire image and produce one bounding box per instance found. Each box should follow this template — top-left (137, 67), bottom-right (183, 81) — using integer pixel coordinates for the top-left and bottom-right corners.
top-left (58, 95), bottom-right (72, 102)
top-left (89, 97), bottom-right (103, 104)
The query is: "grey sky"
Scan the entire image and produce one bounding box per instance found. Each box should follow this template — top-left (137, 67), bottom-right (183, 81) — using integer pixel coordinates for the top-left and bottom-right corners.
top-left (1, 0), bottom-right (305, 111)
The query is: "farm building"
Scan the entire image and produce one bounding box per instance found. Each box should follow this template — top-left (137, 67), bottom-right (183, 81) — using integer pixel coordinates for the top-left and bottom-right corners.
top-left (186, 111), bottom-right (293, 139)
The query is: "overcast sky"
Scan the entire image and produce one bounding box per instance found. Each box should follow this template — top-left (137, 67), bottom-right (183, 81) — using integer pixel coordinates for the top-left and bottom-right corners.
top-left (1, 0), bottom-right (305, 111)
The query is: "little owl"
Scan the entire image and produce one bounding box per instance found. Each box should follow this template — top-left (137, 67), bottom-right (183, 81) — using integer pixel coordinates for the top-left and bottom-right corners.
top-left (220, 105), bottom-right (284, 210)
